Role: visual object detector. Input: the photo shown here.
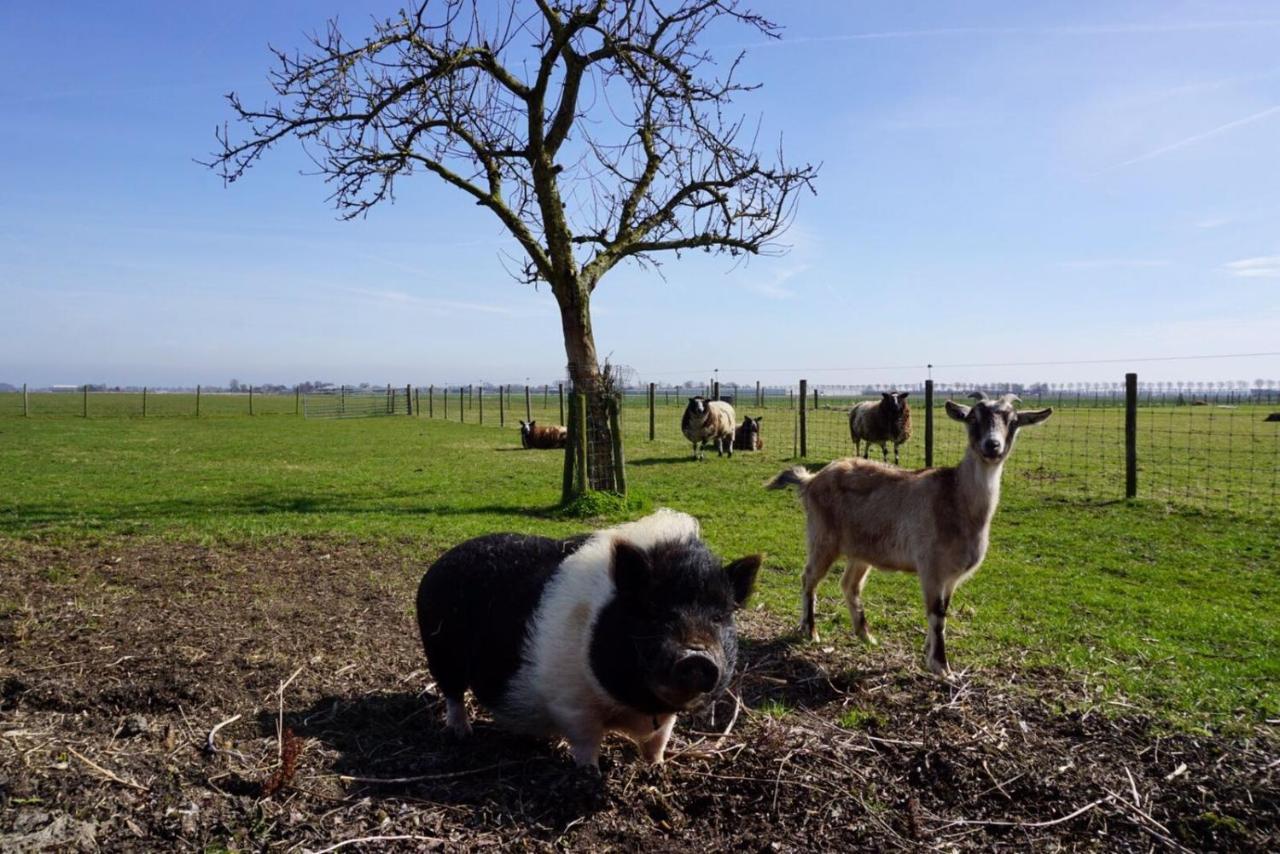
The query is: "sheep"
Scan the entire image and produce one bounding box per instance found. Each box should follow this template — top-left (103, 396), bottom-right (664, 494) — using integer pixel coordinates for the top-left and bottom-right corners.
top-left (849, 392), bottom-right (912, 465)
top-left (681, 396), bottom-right (736, 459)
top-left (518, 420), bottom-right (567, 449)
top-left (768, 393), bottom-right (1053, 677)
top-left (733, 416), bottom-right (764, 452)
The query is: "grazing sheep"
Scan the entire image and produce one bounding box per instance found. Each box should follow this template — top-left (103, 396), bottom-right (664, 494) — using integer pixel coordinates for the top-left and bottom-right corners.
top-left (733, 416), bottom-right (764, 452)
top-left (849, 392), bottom-right (912, 465)
top-left (519, 420), bottom-right (567, 449)
top-left (681, 397), bottom-right (736, 459)
top-left (768, 393), bottom-right (1053, 677)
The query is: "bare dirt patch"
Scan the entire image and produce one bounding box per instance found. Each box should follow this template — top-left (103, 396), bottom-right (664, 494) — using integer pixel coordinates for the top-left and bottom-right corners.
top-left (1, 540), bottom-right (1275, 851)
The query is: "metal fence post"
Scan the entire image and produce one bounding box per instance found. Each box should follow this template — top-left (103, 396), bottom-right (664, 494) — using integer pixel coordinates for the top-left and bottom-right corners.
top-left (23, 383), bottom-right (28, 417)
top-left (648, 382), bottom-right (656, 441)
top-left (799, 379), bottom-right (808, 457)
top-left (525, 385), bottom-right (532, 422)
top-left (478, 386), bottom-right (484, 423)
top-left (142, 387), bottom-right (147, 417)
top-left (83, 384), bottom-right (88, 418)
top-left (924, 379), bottom-right (935, 468)
top-left (1125, 372), bottom-right (1138, 499)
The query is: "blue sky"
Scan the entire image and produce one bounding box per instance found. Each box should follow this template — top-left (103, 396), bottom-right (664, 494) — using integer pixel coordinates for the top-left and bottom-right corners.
top-left (2, 1), bottom-right (1278, 389)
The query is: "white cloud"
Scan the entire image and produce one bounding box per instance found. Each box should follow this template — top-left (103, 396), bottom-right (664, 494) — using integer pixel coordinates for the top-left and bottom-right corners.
top-left (744, 265), bottom-right (807, 300)
top-left (1194, 216), bottom-right (1233, 229)
top-left (1224, 256), bottom-right (1280, 278)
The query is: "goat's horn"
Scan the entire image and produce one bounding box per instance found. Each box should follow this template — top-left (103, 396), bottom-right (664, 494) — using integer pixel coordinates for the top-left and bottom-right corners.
top-left (967, 391), bottom-right (988, 401)
top-left (999, 393), bottom-right (1021, 405)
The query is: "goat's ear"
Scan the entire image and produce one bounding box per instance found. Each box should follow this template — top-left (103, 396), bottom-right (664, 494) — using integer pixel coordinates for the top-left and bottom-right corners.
top-left (724, 554), bottom-right (762, 608)
top-left (968, 391), bottom-right (988, 401)
top-left (945, 400), bottom-right (970, 422)
top-left (611, 540), bottom-right (650, 600)
top-left (1015, 407), bottom-right (1053, 427)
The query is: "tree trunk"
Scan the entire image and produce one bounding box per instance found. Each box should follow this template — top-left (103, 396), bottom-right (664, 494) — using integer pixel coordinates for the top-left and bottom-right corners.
top-left (555, 278), bottom-right (618, 495)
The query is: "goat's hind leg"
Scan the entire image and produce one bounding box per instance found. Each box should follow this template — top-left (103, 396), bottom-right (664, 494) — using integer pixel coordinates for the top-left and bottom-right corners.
top-left (799, 527), bottom-right (839, 643)
top-left (840, 560), bottom-right (877, 645)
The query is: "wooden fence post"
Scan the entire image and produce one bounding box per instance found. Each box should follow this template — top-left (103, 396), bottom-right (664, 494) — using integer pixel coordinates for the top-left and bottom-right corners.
top-left (142, 387), bottom-right (147, 417)
top-left (756, 380), bottom-right (762, 408)
top-left (83, 384), bottom-right (88, 418)
top-left (798, 379), bottom-right (808, 457)
top-left (406, 384), bottom-right (413, 416)
top-left (1125, 372), bottom-right (1138, 499)
top-left (23, 383), bottom-right (28, 417)
top-left (561, 395), bottom-right (577, 503)
top-left (924, 379), bottom-right (934, 468)
top-left (478, 386), bottom-right (484, 423)
top-left (525, 385), bottom-right (532, 423)
top-left (196, 384), bottom-right (201, 417)
top-left (648, 382), bottom-right (656, 441)
top-left (609, 395), bottom-right (627, 497)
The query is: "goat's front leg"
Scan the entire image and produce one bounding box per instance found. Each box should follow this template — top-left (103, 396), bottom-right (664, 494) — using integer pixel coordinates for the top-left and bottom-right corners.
top-left (919, 574), bottom-right (955, 677)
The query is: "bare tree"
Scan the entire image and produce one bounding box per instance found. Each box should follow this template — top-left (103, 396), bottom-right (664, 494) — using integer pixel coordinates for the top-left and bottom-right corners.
top-left (207, 0), bottom-right (817, 491)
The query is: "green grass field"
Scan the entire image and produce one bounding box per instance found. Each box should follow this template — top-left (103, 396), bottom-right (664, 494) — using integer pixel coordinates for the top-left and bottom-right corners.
top-left (1, 411), bottom-right (1276, 732)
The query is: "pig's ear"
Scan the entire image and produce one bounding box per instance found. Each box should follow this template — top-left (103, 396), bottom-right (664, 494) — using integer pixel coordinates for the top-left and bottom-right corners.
top-left (610, 539), bottom-right (650, 600)
top-left (724, 555), bottom-right (762, 608)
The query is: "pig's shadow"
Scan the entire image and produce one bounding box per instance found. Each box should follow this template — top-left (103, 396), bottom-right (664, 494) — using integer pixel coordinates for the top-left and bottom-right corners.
top-left (257, 692), bottom-right (608, 826)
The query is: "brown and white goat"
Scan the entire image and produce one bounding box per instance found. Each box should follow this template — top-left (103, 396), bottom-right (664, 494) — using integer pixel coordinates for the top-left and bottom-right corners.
top-left (768, 394), bottom-right (1052, 676)
top-left (519, 420), bottom-right (567, 449)
top-left (849, 392), bottom-right (912, 465)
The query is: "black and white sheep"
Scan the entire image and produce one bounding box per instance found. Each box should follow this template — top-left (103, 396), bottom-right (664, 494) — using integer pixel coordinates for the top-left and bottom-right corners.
top-left (849, 392), bottom-right (912, 465)
top-left (681, 397), bottom-right (736, 459)
top-left (733, 416), bottom-right (764, 451)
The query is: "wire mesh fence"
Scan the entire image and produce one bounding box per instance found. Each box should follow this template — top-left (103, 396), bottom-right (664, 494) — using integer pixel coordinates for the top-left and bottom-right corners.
top-left (5, 373), bottom-right (1277, 517)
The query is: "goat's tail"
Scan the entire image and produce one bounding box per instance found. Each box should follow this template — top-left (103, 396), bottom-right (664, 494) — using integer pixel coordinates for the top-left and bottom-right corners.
top-left (766, 466), bottom-right (814, 491)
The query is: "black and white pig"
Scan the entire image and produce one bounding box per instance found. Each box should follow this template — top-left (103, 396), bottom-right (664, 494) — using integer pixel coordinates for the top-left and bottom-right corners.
top-left (415, 509), bottom-right (761, 768)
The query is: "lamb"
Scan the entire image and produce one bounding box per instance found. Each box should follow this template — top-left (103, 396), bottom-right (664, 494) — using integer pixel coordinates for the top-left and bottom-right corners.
top-left (681, 396), bottom-right (736, 459)
top-left (519, 420), bottom-right (567, 449)
top-left (768, 394), bottom-right (1053, 676)
top-left (733, 416), bottom-right (764, 451)
top-left (848, 392), bottom-right (912, 465)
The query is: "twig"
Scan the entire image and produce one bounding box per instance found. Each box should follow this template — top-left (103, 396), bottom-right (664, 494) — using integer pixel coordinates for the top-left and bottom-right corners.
top-left (1103, 787), bottom-right (1196, 853)
top-left (66, 746), bottom-right (150, 792)
top-left (277, 665), bottom-right (305, 760)
top-left (205, 713), bottom-right (242, 755)
top-left (932, 796), bottom-right (1109, 830)
top-left (305, 834), bottom-right (448, 854)
top-left (333, 760), bottom-right (518, 785)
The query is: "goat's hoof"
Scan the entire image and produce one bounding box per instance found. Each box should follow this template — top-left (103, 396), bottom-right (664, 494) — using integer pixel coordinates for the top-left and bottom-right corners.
top-left (925, 660), bottom-right (953, 681)
top-left (856, 631), bottom-right (878, 646)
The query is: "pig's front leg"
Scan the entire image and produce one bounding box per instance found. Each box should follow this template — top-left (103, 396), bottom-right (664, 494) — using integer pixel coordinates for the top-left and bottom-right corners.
top-left (639, 714), bottom-right (677, 764)
top-left (558, 712), bottom-right (606, 769)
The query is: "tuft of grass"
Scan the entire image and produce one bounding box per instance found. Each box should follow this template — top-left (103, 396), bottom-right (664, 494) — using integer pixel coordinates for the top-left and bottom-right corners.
top-left (838, 708), bottom-right (884, 730)
top-left (756, 698), bottom-right (792, 719)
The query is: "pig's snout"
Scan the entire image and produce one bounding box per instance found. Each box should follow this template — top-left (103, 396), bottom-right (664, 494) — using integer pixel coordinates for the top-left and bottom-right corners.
top-left (671, 649), bottom-right (721, 696)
